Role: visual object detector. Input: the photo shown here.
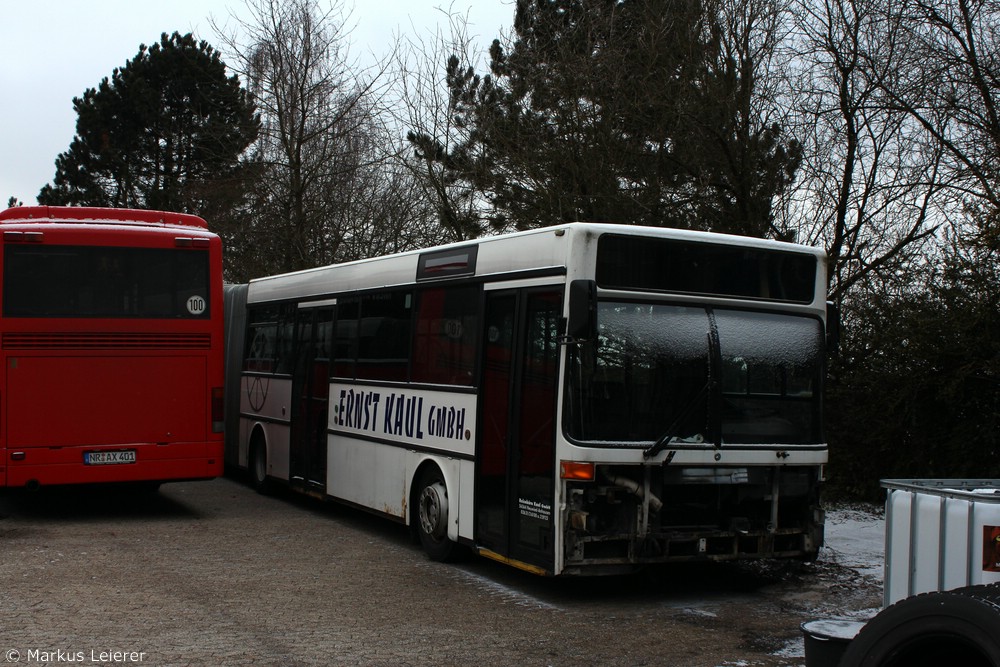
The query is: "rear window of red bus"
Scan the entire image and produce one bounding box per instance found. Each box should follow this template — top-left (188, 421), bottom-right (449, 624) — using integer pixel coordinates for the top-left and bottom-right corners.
top-left (3, 245), bottom-right (210, 319)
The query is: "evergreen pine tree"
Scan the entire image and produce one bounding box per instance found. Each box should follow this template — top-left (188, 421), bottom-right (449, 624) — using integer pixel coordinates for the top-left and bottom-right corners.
top-left (39, 32), bottom-right (258, 214)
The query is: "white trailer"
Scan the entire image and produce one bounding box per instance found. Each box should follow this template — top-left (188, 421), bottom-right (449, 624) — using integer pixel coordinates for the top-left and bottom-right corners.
top-left (804, 479), bottom-right (1000, 667)
top-left (882, 478), bottom-right (1000, 606)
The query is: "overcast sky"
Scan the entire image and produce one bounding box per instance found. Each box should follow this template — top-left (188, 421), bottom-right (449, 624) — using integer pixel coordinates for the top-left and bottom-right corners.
top-left (0, 0), bottom-right (511, 206)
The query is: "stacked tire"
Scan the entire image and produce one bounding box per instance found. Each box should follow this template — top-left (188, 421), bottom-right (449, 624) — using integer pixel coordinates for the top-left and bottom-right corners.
top-left (839, 584), bottom-right (1000, 666)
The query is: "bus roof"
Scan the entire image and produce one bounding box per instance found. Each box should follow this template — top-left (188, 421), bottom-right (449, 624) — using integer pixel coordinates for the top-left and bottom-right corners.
top-left (248, 222), bottom-right (827, 305)
top-left (0, 206), bottom-right (208, 230)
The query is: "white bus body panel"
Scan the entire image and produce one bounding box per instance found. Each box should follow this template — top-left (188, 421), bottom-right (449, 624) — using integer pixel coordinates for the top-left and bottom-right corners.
top-left (327, 438), bottom-right (467, 542)
top-left (239, 375), bottom-right (292, 481)
top-left (328, 382), bottom-right (477, 540)
top-left (327, 437), bottom-right (406, 515)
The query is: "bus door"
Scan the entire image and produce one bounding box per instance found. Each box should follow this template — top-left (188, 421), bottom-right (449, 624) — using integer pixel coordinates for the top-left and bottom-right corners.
top-left (477, 287), bottom-right (561, 571)
top-left (289, 304), bottom-right (334, 493)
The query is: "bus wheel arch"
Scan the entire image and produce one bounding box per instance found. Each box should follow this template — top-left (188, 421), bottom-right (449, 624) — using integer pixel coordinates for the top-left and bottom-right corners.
top-left (249, 426), bottom-right (272, 495)
top-left (411, 463), bottom-right (457, 562)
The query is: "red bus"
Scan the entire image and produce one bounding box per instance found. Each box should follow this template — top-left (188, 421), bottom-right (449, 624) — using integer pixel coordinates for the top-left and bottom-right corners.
top-left (0, 206), bottom-right (224, 489)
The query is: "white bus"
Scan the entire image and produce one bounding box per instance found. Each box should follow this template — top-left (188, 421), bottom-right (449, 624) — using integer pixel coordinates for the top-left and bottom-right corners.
top-left (224, 223), bottom-right (830, 575)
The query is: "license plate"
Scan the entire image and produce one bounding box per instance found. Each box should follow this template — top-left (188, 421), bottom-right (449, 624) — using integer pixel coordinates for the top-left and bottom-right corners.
top-left (84, 450), bottom-right (137, 465)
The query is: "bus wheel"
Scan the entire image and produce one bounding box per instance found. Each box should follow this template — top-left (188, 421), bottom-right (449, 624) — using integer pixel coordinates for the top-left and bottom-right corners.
top-left (839, 585), bottom-right (1000, 666)
top-left (250, 436), bottom-right (272, 495)
top-left (416, 467), bottom-right (455, 562)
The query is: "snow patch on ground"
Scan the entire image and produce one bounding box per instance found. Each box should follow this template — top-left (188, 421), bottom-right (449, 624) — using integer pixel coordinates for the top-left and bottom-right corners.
top-left (774, 505), bottom-right (885, 667)
top-left (822, 504), bottom-right (886, 582)
top-left (754, 503), bottom-right (886, 667)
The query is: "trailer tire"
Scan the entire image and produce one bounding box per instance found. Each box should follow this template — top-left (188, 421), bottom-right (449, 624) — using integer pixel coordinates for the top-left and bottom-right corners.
top-left (839, 585), bottom-right (1000, 667)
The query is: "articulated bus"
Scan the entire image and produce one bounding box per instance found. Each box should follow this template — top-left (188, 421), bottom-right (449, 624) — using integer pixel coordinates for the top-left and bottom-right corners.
top-left (225, 223), bottom-right (829, 575)
top-left (0, 206), bottom-right (224, 489)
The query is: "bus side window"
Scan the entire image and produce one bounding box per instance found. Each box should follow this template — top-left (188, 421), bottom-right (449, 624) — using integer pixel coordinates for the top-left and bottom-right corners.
top-left (245, 304), bottom-right (296, 375)
top-left (411, 286), bottom-right (478, 386)
top-left (356, 291), bottom-right (411, 382)
top-left (333, 297), bottom-right (360, 378)
top-left (245, 306), bottom-right (278, 373)
top-left (274, 305), bottom-right (296, 375)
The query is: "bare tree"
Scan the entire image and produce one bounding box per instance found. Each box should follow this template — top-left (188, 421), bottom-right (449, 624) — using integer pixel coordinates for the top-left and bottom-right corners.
top-left (392, 8), bottom-right (499, 241)
top-left (780, 0), bottom-right (945, 301)
top-left (885, 0), bottom-right (1000, 243)
top-left (701, 0), bottom-right (802, 239)
top-left (214, 0), bottom-right (415, 279)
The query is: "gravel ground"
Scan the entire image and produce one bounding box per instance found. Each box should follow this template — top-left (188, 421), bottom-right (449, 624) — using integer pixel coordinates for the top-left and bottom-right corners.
top-left (0, 477), bottom-right (881, 667)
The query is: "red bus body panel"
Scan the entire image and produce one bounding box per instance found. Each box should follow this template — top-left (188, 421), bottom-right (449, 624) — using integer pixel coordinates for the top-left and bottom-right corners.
top-left (8, 356), bottom-right (207, 446)
top-left (0, 206), bottom-right (224, 488)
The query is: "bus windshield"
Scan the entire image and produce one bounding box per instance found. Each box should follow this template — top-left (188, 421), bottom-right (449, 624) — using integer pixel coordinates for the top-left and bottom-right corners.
top-left (564, 302), bottom-right (824, 446)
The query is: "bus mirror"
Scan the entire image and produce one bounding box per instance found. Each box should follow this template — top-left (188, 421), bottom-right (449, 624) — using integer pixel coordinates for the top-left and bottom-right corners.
top-left (566, 280), bottom-right (597, 343)
top-left (826, 300), bottom-right (841, 354)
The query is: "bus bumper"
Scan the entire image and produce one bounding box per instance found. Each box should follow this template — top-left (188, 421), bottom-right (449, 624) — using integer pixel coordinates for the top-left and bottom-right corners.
top-left (561, 464), bottom-right (825, 573)
top-left (3, 441), bottom-right (224, 488)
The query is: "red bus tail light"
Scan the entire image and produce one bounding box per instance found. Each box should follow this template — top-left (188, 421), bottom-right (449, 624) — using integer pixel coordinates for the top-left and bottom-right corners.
top-left (4, 231), bottom-right (44, 243)
top-left (212, 387), bottom-right (224, 433)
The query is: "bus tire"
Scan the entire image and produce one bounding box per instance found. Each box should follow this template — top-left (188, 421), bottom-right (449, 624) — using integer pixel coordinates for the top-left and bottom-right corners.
top-left (249, 435), bottom-right (272, 495)
top-left (839, 585), bottom-right (1000, 667)
top-left (415, 467), bottom-right (456, 562)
